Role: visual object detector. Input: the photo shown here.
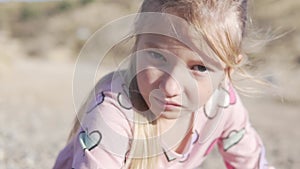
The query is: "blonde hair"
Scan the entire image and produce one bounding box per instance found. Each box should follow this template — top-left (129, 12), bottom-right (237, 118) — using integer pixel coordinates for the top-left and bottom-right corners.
top-left (126, 0), bottom-right (251, 168)
top-left (69, 0), bottom-right (253, 168)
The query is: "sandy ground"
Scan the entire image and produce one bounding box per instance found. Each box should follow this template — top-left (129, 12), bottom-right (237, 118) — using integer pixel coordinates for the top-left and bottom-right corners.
top-left (0, 57), bottom-right (299, 169)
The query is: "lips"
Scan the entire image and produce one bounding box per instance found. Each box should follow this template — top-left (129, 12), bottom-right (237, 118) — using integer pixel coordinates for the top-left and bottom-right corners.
top-left (164, 101), bottom-right (181, 107)
top-left (154, 97), bottom-right (182, 110)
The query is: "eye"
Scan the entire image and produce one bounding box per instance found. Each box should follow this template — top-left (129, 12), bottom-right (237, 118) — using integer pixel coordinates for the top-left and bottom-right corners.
top-left (191, 65), bottom-right (208, 72)
top-left (147, 50), bottom-right (167, 62)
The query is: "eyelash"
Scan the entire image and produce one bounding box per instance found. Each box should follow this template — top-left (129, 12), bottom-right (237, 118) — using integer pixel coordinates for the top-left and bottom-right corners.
top-left (147, 51), bottom-right (167, 62)
top-left (191, 65), bottom-right (208, 73)
top-left (146, 50), bottom-right (209, 73)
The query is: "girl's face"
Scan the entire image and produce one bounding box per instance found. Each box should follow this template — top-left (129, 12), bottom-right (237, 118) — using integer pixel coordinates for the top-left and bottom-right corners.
top-left (135, 34), bottom-right (225, 120)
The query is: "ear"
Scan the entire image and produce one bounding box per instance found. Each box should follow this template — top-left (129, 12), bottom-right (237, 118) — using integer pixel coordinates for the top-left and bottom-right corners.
top-left (235, 54), bottom-right (243, 64)
top-left (225, 54), bottom-right (243, 80)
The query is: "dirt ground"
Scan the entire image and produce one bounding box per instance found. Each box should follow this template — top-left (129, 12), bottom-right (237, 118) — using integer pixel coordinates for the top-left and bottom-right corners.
top-left (0, 0), bottom-right (300, 169)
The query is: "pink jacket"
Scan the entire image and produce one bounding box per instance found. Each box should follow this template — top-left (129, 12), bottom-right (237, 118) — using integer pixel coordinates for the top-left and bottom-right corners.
top-left (53, 72), bottom-right (275, 169)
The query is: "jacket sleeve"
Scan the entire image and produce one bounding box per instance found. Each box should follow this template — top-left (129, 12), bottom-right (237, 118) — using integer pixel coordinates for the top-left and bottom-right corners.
top-left (53, 91), bottom-right (132, 169)
top-left (217, 88), bottom-right (275, 169)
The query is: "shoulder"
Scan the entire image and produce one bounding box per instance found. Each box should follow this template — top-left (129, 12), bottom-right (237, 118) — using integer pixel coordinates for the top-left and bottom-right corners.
top-left (54, 71), bottom-right (133, 168)
top-left (84, 70), bottom-right (132, 113)
top-left (83, 70), bottom-right (133, 125)
top-left (223, 84), bottom-right (249, 122)
top-left (79, 70), bottom-right (134, 150)
top-left (218, 83), bottom-right (251, 137)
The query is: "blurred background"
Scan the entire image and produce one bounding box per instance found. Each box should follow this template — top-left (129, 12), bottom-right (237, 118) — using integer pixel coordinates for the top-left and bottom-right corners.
top-left (0, 0), bottom-right (299, 168)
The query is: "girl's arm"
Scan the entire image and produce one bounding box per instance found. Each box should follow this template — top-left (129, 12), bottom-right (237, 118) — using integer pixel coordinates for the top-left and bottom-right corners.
top-left (53, 91), bottom-right (132, 169)
top-left (217, 88), bottom-right (275, 169)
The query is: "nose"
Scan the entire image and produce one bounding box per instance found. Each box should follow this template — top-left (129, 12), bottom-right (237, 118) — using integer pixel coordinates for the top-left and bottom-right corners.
top-left (159, 73), bottom-right (181, 97)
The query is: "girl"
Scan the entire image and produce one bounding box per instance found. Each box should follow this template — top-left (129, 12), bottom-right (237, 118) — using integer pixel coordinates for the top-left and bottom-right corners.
top-left (54, 0), bottom-right (275, 168)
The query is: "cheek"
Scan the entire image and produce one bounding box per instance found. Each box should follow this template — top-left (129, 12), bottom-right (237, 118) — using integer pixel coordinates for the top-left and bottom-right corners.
top-left (136, 69), bottom-right (160, 97)
top-left (136, 71), bottom-right (148, 95)
top-left (198, 82), bottom-right (213, 104)
top-left (186, 78), bottom-right (213, 108)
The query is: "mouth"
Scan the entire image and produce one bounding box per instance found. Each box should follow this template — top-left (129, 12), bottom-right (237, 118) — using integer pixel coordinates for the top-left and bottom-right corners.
top-left (154, 97), bottom-right (182, 110)
top-left (164, 101), bottom-right (181, 107)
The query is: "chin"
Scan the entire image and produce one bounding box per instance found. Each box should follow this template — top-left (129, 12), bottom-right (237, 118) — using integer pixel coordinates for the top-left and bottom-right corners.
top-left (158, 109), bottom-right (192, 120)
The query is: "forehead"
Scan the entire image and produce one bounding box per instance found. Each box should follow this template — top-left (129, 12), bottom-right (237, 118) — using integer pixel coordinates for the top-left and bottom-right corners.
top-left (137, 34), bottom-right (187, 48)
top-left (137, 34), bottom-right (200, 62)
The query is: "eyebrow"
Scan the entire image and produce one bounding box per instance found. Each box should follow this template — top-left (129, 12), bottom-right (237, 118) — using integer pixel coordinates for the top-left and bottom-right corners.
top-left (143, 41), bottom-right (182, 49)
top-left (143, 41), bottom-right (160, 48)
top-left (192, 50), bottom-right (224, 71)
top-left (142, 41), bottom-right (223, 71)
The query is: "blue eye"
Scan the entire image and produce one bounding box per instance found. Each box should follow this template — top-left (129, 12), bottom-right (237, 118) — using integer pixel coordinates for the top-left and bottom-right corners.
top-left (147, 51), bottom-right (167, 62)
top-left (191, 65), bottom-right (207, 72)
